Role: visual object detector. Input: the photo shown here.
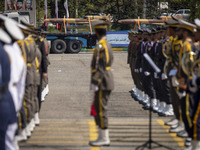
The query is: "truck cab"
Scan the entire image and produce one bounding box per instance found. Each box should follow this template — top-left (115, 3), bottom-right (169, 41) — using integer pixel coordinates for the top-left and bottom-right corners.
top-left (2, 12), bottom-right (30, 24)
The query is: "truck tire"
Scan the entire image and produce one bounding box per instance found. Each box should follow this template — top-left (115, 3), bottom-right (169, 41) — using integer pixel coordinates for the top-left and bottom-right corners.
top-left (68, 40), bottom-right (82, 53)
top-left (52, 39), bottom-right (67, 54)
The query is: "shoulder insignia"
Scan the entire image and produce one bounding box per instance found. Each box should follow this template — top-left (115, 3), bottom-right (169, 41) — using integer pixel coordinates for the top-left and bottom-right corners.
top-left (40, 38), bottom-right (44, 42)
top-left (96, 44), bottom-right (103, 51)
top-left (25, 40), bottom-right (29, 46)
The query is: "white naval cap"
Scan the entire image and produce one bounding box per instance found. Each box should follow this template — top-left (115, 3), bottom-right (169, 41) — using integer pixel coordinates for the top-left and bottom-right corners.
top-left (4, 19), bottom-right (24, 40)
top-left (194, 18), bottom-right (200, 30)
top-left (0, 28), bottom-right (11, 44)
top-left (17, 23), bottom-right (30, 31)
top-left (0, 15), bottom-right (24, 41)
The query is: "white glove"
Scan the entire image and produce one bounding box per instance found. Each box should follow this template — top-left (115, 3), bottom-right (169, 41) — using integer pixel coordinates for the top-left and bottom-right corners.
top-left (90, 84), bottom-right (99, 91)
top-left (139, 68), bottom-right (142, 72)
top-left (144, 72), bottom-right (150, 76)
top-left (169, 69), bottom-right (177, 76)
top-left (178, 91), bottom-right (186, 99)
top-left (172, 76), bottom-right (179, 87)
top-left (161, 73), bottom-right (168, 80)
top-left (189, 75), bottom-right (198, 93)
top-left (154, 73), bottom-right (159, 79)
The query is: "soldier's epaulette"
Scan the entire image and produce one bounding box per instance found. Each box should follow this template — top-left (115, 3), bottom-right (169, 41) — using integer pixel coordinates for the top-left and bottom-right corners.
top-left (24, 40), bottom-right (29, 46)
top-left (96, 43), bottom-right (104, 51)
top-left (183, 41), bottom-right (192, 52)
top-left (27, 36), bottom-right (35, 45)
top-left (40, 38), bottom-right (44, 42)
top-left (97, 38), bottom-right (106, 50)
top-left (17, 40), bottom-right (23, 44)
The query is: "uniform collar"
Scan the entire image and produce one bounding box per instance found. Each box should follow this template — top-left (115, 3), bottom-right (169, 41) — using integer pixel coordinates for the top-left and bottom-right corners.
top-left (98, 36), bottom-right (106, 44)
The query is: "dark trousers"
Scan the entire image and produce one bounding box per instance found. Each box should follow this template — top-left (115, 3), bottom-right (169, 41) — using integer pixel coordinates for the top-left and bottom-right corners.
top-left (143, 74), bottom-right (155, 99)
top-left (0, 100), bottom-right (9, 150)
top-left (94, 90), bottom-right (111, 129)
top-left (19, 105), bottom-right (27, 130)
top-left (137, 71), bottom-right (144, 91)
top-left (169, 80), bottom-right (181, 120)
top-left (24, 86), bottom-right (34, 123)
top-left (152, 77), bottom-right (162, 100)
top-left (0, 91), bottom-right (13, 150)
top-left (38, 77), bottom-right (43, 111)
top-left (191, 90), bottom-right (200, 140)
top-left (160, 79), bottom-right (171, 104)
top-left (180, 93), bottom-right (194, 138)
top-left (131, 60), bottom-right (143, 91)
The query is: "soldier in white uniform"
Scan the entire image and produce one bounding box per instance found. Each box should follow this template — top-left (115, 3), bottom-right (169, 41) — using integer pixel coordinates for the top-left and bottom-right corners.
top-left (0, 27), bottom-right (12, 150)
top-left (0, 15), bottom-right (26, 150)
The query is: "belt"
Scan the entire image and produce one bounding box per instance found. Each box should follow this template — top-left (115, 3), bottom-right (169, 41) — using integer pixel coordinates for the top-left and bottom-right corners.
top-left (91, 67), bottom-right (111, 73)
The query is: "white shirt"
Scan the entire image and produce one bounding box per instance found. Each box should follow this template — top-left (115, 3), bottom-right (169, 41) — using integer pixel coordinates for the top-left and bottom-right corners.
top-left (4, 42), bottom-right (26, 112)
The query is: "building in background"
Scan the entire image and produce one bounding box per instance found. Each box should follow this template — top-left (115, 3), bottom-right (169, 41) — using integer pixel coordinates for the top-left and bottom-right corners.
top-left (4, 0), bottom-right (36, 26)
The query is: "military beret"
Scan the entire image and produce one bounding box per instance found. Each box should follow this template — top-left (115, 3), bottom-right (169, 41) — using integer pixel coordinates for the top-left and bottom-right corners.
top-left (194, 18), bottom-right (200, 30)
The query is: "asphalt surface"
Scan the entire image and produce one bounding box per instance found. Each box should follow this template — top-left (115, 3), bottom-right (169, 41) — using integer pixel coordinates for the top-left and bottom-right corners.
top-left (20, 52), bottom-right (183, 150)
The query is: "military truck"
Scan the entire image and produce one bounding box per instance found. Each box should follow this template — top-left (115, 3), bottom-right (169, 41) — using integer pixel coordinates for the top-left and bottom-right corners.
top-left (45, 32), bottom-right (96, 54)
top-left (43, 15), bottom-right (110, 54)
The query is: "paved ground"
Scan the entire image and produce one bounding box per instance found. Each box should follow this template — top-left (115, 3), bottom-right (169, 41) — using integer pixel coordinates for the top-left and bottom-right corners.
top-left (20, 52), bottom-right (184, 150)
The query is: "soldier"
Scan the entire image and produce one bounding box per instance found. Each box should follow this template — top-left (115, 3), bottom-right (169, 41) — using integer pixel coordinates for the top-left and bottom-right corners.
top-left (130, 31), bottom-right (143, 98)
top-left (133, 29), bottom-right (145, 100)
top-left (185, 18), bottom-right (200, 150)
top-left (129, 31), bottom-right (135, 81)
top-left (175, 19), bottom-right (197, 150)
top-left (127, 31), bottom-right (133, 66)
top-left (33, 41), bottom-right (42, 126)
top-left (89, 20), bottom-right (114, 146)
top-left (15, 35), bottom-right (29, 143)
top-left (141, 28), bottom-right (156, 109)
top-left (163, 19), bottom-right (185, 134)
top-left (148, 28), bottom-right (163, 112)
top-left (34, 34), bottom-right (48, 110)
top-left (0, 28), bottom-right (13, 150)
top-left (40, 33), bottom-right (50, 102)
top-left (135, 29), bottom-right (150, 104)
top-left (0, 16), bottom-right (27, 150)
top-left (153, 27), bottom-right (173, 116)
top-left (143, 28), bottom-right (159, 110)
top-left (22, 36), bottom-right (37, 138)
